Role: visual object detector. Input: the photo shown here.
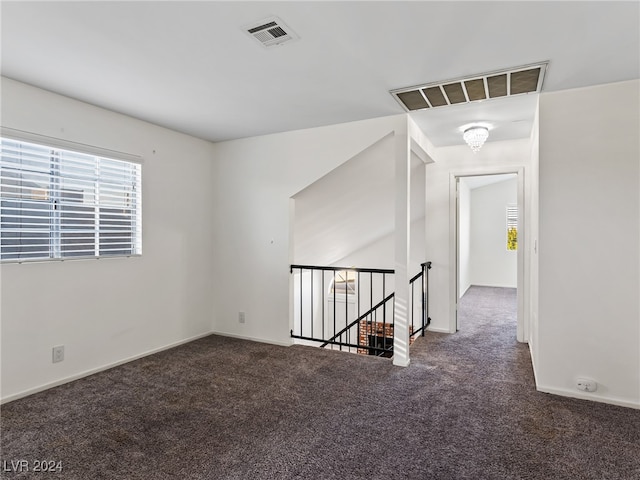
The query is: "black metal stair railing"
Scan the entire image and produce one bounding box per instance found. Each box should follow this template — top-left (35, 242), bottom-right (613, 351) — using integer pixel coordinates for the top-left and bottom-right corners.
top-left (290, 264), bottom-right (394, 356)
top-left (290, 261), bottom-right (431, 358)
top-left (410, 261), bottom-right (432, 339)
top-left (320, 291), bottom-right (395, 349)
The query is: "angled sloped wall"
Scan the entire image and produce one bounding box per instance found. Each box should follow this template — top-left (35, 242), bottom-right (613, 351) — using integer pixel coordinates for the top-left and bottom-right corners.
top-left (292, 133), bottom-right (395, 267)
top-left (211, 115), bottom-right (407, 346)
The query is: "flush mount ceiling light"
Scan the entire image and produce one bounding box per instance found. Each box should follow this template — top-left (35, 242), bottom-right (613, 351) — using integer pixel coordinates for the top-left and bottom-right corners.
top-left (390, 62), bottom-right (548, 112)
top-left (463, 126), bottom-right (489, 153)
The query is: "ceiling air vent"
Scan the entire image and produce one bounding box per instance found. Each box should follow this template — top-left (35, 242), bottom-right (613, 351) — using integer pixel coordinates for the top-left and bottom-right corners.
top-left (244, 16), bottom-right (299, 48)
top-left (391, 62), bottom-right (548, 112)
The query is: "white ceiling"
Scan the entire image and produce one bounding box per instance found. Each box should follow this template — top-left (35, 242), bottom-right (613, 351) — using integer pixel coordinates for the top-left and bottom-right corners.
top-left (1, 2), bottom-right (638, 146)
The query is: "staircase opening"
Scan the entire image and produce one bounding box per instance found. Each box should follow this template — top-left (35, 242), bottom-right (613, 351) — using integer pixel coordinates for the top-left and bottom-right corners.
top-left (290, 262), bottom-right (431, 358)
top-left (368, 334), bottom-right (393, 357)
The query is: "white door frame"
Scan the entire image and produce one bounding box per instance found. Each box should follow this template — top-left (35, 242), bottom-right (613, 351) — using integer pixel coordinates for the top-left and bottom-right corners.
top-left (448, 166), bottom-right (527, 342)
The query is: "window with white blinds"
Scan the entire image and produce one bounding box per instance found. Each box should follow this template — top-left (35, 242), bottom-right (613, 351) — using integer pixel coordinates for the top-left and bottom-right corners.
top-left (0, 137), bottom-right (141, 262)
top-left (506, 204), bottom-right (518, 251)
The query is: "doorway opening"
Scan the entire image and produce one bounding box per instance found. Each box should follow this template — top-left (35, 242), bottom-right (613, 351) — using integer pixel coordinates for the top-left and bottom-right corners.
top-left (450, 170), bottom-right (526, 342)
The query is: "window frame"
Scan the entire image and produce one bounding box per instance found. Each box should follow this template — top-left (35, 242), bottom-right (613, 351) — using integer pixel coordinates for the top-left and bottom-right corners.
top-left (0, 129), bottom-right (142, 264)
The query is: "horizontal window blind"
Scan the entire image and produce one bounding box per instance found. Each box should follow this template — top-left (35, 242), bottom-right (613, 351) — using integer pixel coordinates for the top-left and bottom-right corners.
top-left (1, 137), bottom-right (142, 262)
top-left (506, 204), bottom-right (518, 251)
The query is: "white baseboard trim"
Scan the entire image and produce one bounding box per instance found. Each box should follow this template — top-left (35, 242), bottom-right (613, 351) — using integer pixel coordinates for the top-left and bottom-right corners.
top-left (536, 384), bottom-right (640, 410)
top-left (459, 284), bottom-right (471, 298)
top-left (1, 331), bottom-right (214, 405)
top-left (426, 326), bottom-right (453, 334)
top-left (210, 330), bottom-right (292, 348)
top-left (471, 283), bottom-right (518, 289)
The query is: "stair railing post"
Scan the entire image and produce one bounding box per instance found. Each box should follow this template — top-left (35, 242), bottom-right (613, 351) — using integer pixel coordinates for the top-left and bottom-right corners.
top-left (421, 262), bottom-right (426, 337)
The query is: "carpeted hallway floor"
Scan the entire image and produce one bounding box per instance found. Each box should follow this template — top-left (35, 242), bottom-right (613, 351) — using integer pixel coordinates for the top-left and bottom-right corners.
top-left (1, 286), bottom-right (638, 479)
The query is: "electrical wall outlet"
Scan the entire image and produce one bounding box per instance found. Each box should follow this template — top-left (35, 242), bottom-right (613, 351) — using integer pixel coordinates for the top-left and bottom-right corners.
top-left (239, 312), bottom-right (246, 324)
top-left (52, 345), bottom-right (65, 363)
top-left (576, 377), bottom-right (597, 392)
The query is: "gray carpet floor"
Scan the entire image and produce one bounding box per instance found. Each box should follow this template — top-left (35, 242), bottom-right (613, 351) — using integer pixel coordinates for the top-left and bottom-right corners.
top-left (1, 286), bottom-right (639, 479)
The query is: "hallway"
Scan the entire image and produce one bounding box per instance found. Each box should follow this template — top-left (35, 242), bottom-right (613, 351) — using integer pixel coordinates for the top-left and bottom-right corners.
top-left (457, 285), bottom-right (518, 337)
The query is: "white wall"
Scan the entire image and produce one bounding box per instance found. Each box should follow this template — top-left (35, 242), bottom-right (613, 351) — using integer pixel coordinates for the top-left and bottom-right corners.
top-left (537, 80), bottom-right (640, 408)
top-left (409, 152), bottom-right (427, 277)
top-left (333, 229), bottom-right (394, 270)
top-left (425, 139), bottom-right (532, 333)
top-left (292, 133), bottom-right (395, 267)
top-left (332, 149), bottom-right (427, 275)
top-left (458, 180), bottom-right (471, 297)
top-left (334, 217), bottom-right (426, 273)
top-left (212, 114), bottom-right (407, 346)
top-left (470, 178), bottom-right (517, 288)
top-left (0, 78), bottom-right (216, 402)
top-left (528, 101), bottom-right (540, 372)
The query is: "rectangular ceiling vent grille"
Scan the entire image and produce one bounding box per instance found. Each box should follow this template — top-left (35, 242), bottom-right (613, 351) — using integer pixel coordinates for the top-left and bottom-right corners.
top-left (391, 62), bottom-right (548, 112)
top-left (244, 17), bottom-right (299, 48)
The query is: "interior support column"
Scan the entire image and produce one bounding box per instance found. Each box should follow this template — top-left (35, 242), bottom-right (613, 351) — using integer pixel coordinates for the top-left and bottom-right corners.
top-left (393, 127), bottom-right (411, 367)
